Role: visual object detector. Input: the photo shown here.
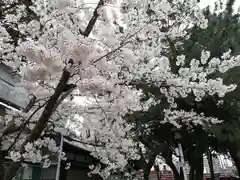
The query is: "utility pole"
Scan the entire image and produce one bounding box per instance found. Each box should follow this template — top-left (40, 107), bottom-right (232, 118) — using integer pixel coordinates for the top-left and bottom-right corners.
top-left (173, 128), bottom-right (187, 180)
top-left (177, 142), bottom-right (187, 180)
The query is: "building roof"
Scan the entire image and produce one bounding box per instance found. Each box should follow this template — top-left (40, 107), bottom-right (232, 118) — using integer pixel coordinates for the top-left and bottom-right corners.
top-left (63, 137), bottom-right (95, 153)
top-left (0, 63), bottom-right (29, 110)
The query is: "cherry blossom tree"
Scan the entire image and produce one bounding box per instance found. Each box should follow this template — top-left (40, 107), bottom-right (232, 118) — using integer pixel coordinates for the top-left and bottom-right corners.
top-left (0, 0), bottom-right (240, 179)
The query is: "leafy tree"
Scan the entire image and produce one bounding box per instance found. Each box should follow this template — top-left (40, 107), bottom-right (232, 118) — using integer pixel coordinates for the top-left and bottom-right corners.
top-left (128, 0), bottom-right (240, 179)
top-left (179, 0), bottom-right (240, 176)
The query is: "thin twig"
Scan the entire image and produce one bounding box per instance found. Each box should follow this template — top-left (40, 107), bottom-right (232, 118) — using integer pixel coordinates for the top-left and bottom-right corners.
top-left (93, 41), bottom-right (130, 64)
top-left (92, 28), bottom-right (144, 64)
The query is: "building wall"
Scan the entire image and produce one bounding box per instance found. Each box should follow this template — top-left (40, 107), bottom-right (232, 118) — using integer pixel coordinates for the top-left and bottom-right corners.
top-left (203, 155), bottom-right (221, 173)
top-left (0, 105), bottom-right (6, 116)
top-left (40, 166), bottom-right (57, 180)
top-left (66, 167), bottom-right (102, 180)
top-left (170, 153), bottom-right (223, 178)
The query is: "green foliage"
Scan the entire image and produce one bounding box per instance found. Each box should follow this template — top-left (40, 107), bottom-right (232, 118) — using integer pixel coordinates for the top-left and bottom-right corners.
top-left (128, 1), bottom-right (240, 176)
top-left (181, 5), bottom-right (240, 100)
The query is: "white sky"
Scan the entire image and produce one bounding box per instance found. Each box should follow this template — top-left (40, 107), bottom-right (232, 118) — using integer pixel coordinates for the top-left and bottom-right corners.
top-left (198, 0), bottom-right (240, 12)
top-left (82, 0), bottom-right (98, 7)
top-left (83, 0), bottom-right (240, 11)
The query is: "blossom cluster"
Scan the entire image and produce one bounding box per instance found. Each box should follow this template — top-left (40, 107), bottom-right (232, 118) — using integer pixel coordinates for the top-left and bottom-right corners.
top-left (9, 137), bottom-right (61, 165)
top-left (0, 0), bottom-right (239, 178)
top-left (163, 109), bottom-right (223, 128)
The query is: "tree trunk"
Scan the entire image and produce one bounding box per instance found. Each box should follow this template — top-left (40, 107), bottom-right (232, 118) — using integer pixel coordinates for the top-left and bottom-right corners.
top-left (166, 159), bottom-right (183, 180)
top-left (189, 166), bottom-right (194, 180)
top-left (143, 153), bottom-right (158, 180)
top-left (143, 168), bottom-right (151, 180)
top-left (154, 165), bottom-right (161, 180)
top-left (207, 149), bottom-right (215, 180)
top-left (162, 146), bottom-right (183, 180)
top-left (156, 171), bottom-right (161, 180)
top-left (194, 153), bottom-right (203, 180)
top-left (4, 70), bottom-right (71, 180)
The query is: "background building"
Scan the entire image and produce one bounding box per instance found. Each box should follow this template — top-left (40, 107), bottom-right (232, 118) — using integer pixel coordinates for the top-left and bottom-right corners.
top-left (0, 63), bottom-right (29, 110)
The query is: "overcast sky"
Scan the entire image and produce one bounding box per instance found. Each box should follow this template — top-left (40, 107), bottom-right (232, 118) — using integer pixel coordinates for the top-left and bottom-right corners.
top-left (199, 0), bottom-right (240, 12)
top-left (83, 0), bottom-right (240, 11)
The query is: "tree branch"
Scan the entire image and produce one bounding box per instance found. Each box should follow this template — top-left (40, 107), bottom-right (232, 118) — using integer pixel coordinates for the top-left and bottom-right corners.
top-left (54, 85), bottom-right (76, 109)
top-left (23, 95), bottom-right (37, 113)
top-left (165, 35), bottom-right (179, 74)
top-left (26, 70), bottom-right (70, 142)
top-left (82, 0), bottom-right (104, 37)
top-left (93, 41), bottom-right (130, 64)
top-left (4, 70), bottom-right (71, 180)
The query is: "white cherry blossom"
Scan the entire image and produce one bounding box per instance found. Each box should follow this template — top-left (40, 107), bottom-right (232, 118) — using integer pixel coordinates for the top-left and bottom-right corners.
top-left (0, 0), bottom-right (239, 179)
